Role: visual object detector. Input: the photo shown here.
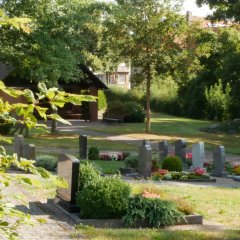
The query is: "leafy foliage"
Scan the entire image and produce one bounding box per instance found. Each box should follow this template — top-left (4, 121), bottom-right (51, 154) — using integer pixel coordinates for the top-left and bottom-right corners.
top-left (124, 154), bottom-right (138, 168)
top-left (88, 147), bottom-right (100, 160)
top-left (162, 156), bottom-right (183, 172)
top-left (122, 195), bottom-right (182, 228)
top-left (35, 155), bottom-right (57, 172)
top-left (76, 175), bottom-right (131, 219)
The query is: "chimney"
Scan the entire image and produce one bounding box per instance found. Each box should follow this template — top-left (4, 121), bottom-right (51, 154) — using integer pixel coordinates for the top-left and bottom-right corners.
top-left (186, 11), bottom-right (192, 24)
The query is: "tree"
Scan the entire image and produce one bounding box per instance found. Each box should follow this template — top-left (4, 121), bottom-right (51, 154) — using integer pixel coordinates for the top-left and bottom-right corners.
top-left (0, 0), bottom-right (107, 85)
top-left (196, 0), bottom-right (240, 23)
top-left (105, 0), bottom-right (187, 132)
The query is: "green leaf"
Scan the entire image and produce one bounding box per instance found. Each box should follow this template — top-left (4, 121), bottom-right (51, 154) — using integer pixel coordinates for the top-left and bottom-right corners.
top-left (48, 113), bottom-right (71, 125)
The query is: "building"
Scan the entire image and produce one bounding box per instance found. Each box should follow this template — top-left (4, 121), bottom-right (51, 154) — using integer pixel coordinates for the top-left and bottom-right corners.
top-left (0, 63), bottom-right (108, 121)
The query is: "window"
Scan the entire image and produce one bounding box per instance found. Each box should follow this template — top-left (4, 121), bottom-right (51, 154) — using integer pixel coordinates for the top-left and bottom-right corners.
top-left (117, 74), bottom-right (126, 84)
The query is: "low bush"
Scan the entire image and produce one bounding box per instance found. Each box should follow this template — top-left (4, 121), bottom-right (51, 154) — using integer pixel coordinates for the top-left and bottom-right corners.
top-left (76, 175), bottom-right (131, 219)
top-left (124, 154), bottom-right (138, 168)
top-left (88, 147), bottom-right (99, 160)
top-left (162, 156), bottom-right (183, 172)
top-left (78, 162), bottom-right (100, 191)
top-left (35, 155), bottom-right (57, 171)
top-left (103, 100), bottom-right (128, 120)
top-left (122, 195), bottom-right (182, 228)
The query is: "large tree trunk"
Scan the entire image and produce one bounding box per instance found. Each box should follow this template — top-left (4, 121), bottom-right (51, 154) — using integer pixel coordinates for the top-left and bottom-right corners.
top-left (146, 68), bottom-right (151, 133)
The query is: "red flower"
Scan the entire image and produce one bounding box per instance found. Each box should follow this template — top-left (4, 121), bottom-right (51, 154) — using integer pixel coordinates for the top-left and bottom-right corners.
top-left (158, 169), bottom-right (169, 175)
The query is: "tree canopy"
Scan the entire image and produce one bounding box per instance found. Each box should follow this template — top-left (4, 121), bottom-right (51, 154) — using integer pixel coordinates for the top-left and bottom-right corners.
top-left (197, 0), bottom-right (240, 23)
top-left (105, 0), bottom-right (187, 132)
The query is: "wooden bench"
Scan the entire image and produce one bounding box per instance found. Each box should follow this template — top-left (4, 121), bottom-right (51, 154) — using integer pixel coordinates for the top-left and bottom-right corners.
top-left (103, 118), bottom-right (123, 124)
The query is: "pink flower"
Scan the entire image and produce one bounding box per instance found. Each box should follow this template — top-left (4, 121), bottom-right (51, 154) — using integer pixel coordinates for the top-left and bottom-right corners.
top-left (186, 153), bottom-right (192, 160)
top-left (158, 169), bottom-right (169, 175)
top-left (142, 190), bottom-right (161, 199)
top-left (194, 167), bottom-right (206, 175)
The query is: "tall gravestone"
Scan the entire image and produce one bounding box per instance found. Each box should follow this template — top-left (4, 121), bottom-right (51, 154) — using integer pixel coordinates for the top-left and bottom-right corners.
top-left (138, 140), bottom-right (152, 178)
top-left (175, 139), bottom-right (187, 162)
top-left (159, 140), bottom-right (168, 159)
top-left (55, 154), bottom-right (80, 213)
top-left (191, 142), bottom-right (205, 168)
top-left (23, 144), bottom-right (36, 160)
top-left (212, 146), bottom-right (227, 177)
top-left (79, 135), bottom-right (88, 159)
top-left (14, 135), bottom-right (24, 160)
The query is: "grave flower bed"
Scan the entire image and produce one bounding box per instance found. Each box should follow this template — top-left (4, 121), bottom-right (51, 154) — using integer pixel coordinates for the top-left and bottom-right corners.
top-left (151, 169), bottom-right (211, 181)
top-left (75, 162), bottom-right (202, 228)
top-left (232, 163), bottom-right (240, 175)
top-left (100, 152), bottom-right (123, 161)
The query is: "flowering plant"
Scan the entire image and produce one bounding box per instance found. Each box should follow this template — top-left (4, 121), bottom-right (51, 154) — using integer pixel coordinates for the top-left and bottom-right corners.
top-left (100, 152), bottom-right (123, 161)
top-left (232, 163), bottom-right (240, 175)
top-left (203, 161), bottom-right (213, 172)
top-left (193, 167), bottom-right (206, 176)
top-left (185, 153), bottom-right (192, 167)
top-left (158, 169), bottom-right (169, 175)
top-left (142, 190), bottom-right (161, 199)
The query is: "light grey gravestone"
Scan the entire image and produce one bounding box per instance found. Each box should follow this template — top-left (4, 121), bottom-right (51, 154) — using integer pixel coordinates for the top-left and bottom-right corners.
top-left (175, 139), bottom-right (187, 162)
top-left (138, 140), bottom-right (152, 178)
top-left (23, 144), bottom-right (36, 160)
top-left (159, 140), bottom-right (168, 159)
top-left (14, 135), bottom-right (24, 160)
top-left (79, 135), bottom-right (88, 159)
top-left (191, 142), bottom-right (205, 168)
top-left (212, 146), bottom-right (227, 177)
top-left (55, 154), bottom-right (80, 213)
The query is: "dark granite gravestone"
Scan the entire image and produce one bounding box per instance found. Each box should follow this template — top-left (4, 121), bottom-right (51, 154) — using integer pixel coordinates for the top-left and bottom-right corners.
top-left (175, 139), bottom-right (187, 162)
top-left (55, 154), bottom-right (80, 213)
top-left (138, 140), bottom-right (152, 178)
top-left (23, 144), bottom-right (36, 160)
top-left (14, 135), bottom-right (24, 160)
top-left (159, 140), bottom-right (168, 159)
top-left (79, 135), bottom-right (88, 159)
top-left (212, 146), bottom-right (227, 177)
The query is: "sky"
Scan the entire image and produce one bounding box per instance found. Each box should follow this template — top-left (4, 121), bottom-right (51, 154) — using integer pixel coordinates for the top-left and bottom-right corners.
top-left (182, 0), bottom-right (213, 17)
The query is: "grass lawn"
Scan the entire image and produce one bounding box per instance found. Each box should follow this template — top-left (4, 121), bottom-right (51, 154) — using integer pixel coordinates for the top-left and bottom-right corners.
top-left (131, 182), bottom-right (240, 227)
top-left (84, 112), bottom-right (240, 155)
top-left (72, 226), bottom-right (240, 240)
top-left (90, 160), bottom-right (124, 174)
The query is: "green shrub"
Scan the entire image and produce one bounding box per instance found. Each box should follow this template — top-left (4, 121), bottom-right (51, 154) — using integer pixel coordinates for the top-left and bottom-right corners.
top-left (124, 154), bottom-right (138, 168)
top-left (124, 101), bottom-right (145, 123)
top-left (122, 195), bottom-right (182, 228)
top-left (88, 147), bottom-right (99, 160)
top-left (35, 155), bottom-right (57, 171)
top-left (76, 175), bottom-right (131, 219)
top-left (103, 100), bottom-right (128, 120)
top-left (162, 156), bottom-right (183, 172)
top-left (98, 90), bottom-right (107, 110)
top-left (78, 162), bottom-right (100, 191)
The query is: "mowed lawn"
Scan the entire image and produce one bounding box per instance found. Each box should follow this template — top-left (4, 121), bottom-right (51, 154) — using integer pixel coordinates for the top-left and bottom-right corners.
top-left (85, 112), bottom-right (240, 155)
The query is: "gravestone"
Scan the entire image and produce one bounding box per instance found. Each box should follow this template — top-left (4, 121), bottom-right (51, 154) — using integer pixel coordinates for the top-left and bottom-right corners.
top-left (138, 140), bottom-right (152, 178)
top-left (23, 144), bottom-right (36, 160)
top-left (14, 135), bottom-right (24, 160)
top-left (212, 146), bottom-right (227, 177)
top-left (175, 139), bottom-right (187, 162)
top-left (191, 142), bottom-right (205, 168)
top-left (159, 140), bottom-right (168, 159)
top-left (55, 154), bottom-right (80, 213)
top-left (79, 135), bottom-right (88, 159)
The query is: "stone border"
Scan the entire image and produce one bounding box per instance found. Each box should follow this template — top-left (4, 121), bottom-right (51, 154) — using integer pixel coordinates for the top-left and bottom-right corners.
top-left (54, 203), bottom-right (203, 228)
top-left (167, 178), bottom-right (216, 183)
top-left (76, 214), bottom-right (203, 228)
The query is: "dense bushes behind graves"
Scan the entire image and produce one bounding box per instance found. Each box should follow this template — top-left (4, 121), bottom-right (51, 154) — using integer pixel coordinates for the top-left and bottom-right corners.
top-left (35, 155), bottom-right (57, 171)
top-left (103, 100), bottom-right (145, 123)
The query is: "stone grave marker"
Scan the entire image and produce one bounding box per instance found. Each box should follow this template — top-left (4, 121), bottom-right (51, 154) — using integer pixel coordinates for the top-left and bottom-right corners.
top-left (191, 142), bottom-right (205, 168)
top-left (23, 144), bottom-right (36, 160)
top-left (14, 135), bottom-right (24, 160)
top-left (55, 154), bottom-right (80, 212)
top-left (159, 140), bottom-right (168, 159)
top-left (79, 135), bottom-right (88, 159)
top-left (175, 139), bottom-right (187, 162)
top-left (138, 140), bottom-right (152, 178)
top-left (212, 146), bottom-right (227, 177)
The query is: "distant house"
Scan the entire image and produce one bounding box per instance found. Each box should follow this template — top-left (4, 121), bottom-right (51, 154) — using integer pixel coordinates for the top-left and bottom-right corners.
top-left (0, 63), bottom-right (108, 121)
top-left (96, 63), bottom-right (131, 89)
